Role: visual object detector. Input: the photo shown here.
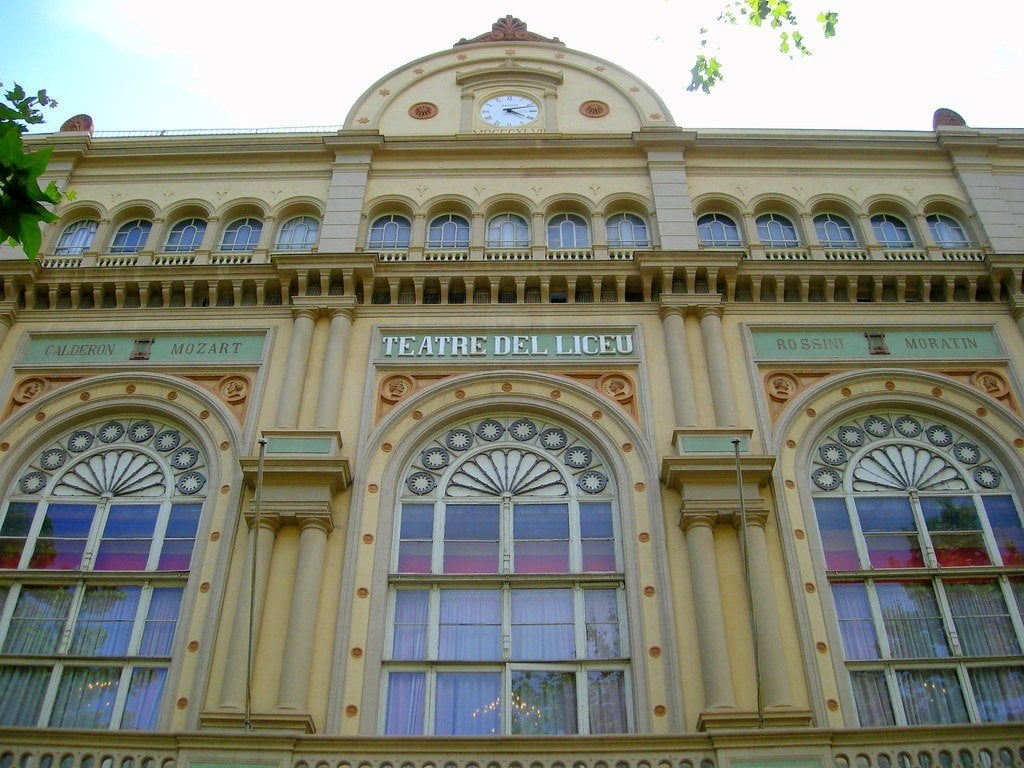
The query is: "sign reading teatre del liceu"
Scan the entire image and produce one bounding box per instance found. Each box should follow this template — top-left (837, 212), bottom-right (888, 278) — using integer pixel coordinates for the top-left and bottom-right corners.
top-left (378, 331), bottom-right (639, 361)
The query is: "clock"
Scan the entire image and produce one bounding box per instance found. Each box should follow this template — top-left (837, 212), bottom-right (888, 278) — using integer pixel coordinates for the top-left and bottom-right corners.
top-left (479, 94), bottom-right (539, 127)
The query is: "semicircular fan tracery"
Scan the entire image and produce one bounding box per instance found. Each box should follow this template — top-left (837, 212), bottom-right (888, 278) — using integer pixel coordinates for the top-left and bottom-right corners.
top-left (54, 449), bottom-right (167, 497)
top-left (447, 448), bottom-right (566, 497)
top-left (851, 444), bottom-right (967, 492)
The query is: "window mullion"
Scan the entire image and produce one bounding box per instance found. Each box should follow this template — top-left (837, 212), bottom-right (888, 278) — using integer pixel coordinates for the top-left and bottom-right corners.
top-left (59, 581), bottom-right (88, 655)
top-left (865, 580), bottom-right (892, 659)
top-left (109, 665), bottom-right (134, 729)
top-left (974, 491), bottom-right (1003, 566)
top-left (0, 583), bottom-right (20, 648)
top-left (20, 501), bottom-right (49, 570)
top-left (37, 661), bottom-right (64, 727)
top-left (424, 668), bottom-right (437, 735)
top-left (148, 500), bottom-right (173, 571)
top-left (845, 496), bottom-right (871, 570)
top-left (432, 500), bottom-right (444, 574)
top-left (501, 583), bottom-right (511, 661)
top-left (575, 664), bottom-right (588, 735)
top-left (568, 499), bottom-right (582, 573)
top-left (127, 583), bottom-right (153, 656)
top-left (427, 585), bottom-right (440, 660)
top-left (907, 491), bottom-right (937, 568)
top-left (956, 663), bottom-right (982, 723)
top-left (883, 665), bottom-right (907, 726)
top-left (83, 498), bottom-right (112, 571)
top-left (573, 585), bottom-right (586, 660)
top-left (502, 497), bottom-right (513, 574)
top-left (932, 577), bottom-right (963, 657)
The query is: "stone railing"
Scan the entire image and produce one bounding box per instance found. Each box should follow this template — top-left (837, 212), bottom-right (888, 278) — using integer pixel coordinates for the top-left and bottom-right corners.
top-left (763, 247), bottom-right (811, 260)
top-left (882, 248), bottom-right (928, 261)
top-left (941, 249), bottom-right (986, 261)
top-left (546, 248), bottom-right (594, 260)
top-left (823, 248), bottom-right (870, 261)
top-left (484, 248), bottom-right (532, 260)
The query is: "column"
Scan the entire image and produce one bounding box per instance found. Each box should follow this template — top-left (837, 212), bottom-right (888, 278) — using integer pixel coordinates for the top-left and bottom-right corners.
top-left (660, 307), bottom-right (699, 427)
top-left (314, 303), bottom-right (355, 428)
top-left (0, 303), bottom-right (18, 353)
top-left (698, 306), bottom-right (739, 427)
top-left (276, 307), bottom-right (318, 427)
top-left (742, 514), bottom-right (792, 707)
top-left (219, 517), bottom-right (279, 708)
top-left (277, 517), bottom-right (332, 710)
top-left (682, 514), bottom-right (736, 710)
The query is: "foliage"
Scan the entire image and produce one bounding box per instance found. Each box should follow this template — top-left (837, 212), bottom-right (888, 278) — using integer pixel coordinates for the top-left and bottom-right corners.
top-left (688, 1), bottom-right (839, 93)
top-left (0, 82), bottom-right (62, 261)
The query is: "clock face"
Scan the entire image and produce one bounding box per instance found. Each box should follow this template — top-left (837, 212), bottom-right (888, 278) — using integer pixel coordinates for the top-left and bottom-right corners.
top-left (479, 94), bottom-right (539, 127)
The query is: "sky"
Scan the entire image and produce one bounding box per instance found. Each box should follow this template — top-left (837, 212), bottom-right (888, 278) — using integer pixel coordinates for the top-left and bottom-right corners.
top-left (5, 0), bottom-right (1024, 135)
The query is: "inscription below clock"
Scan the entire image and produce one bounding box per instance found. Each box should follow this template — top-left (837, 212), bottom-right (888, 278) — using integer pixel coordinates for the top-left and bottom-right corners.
top-left (480, 94), bottom-right (539, 127)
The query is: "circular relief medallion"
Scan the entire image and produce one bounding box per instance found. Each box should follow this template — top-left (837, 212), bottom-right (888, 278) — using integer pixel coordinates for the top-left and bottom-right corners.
top-left (509, 419), bottom-right (538, 441)
top-left (67, 430), bottom-right (95, 452)
top-left (409, 102), bottom-right (439, 120)
top-left (128, 421), bottom-right (156, 443)
top-left (579, 100), bottom-right (610, 118)
top-left (974, 466), bottom-right (1002, 489)
top-left (597, 373), bottom-right (633, 402)
top-left (13, 377), bottom-right (47, 404)
top-left (972, 370), bottom-right (1009, 398)
top-left (812, 467), bottom-right (842, 491)
top-left (766, 373), bottom-right (799, 403)
top-left (818, 443), bottom-right (847, 466)
top-left (98, 421), bottom-right (126, 443)
top-left (406, 472), bottom-right (437, 495)
top-left (578, 471), bottom-right (608, 493)
top-left (837, 425), bottom-right (864, 447)
top-left (953, 442), bottom-right (981, 465)
top-left (218, 375), bottom-right (250, 404)
top-left (154, 430), bottom-right (181, 452)
top-left (476, 419), bottom-right (505, 442)
top-left (421, 447), bottom-right (450, 470)
top-left (864, 416), bottom-right (892, 438)
top-left (894, 415), bottom-right (923, 438)
top-left (380, 375), bottom-right (415, 404)
top-left (445, 429), bottom-right (474, 451)
top-left (925, 424), bottom-right (954, 447)
top-left (540, 428), bottom-right (568, 450)
top-left (19, 471), bottom-right (48, 494)
top-left (40, 448), bottom-right (67, 470)
top-left (171, 447), bottom-right (200, 470)
top-left (176, 472), bottom-right (207, 495)
top-left (565, 446), bottom-right (593, 469)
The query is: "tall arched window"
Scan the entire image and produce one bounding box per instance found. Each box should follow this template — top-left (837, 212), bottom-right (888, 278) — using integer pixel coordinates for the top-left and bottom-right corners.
top-left (164, 218), bottom-right (207, 253)
top-left (486, 214), bottom-right (530, 248)
top-left (926, 214), bottom-right (971, 248)
top-left (809, 410), bottom-right (1024, 726)
top-left (547, 214), bottom-right (590, 249)
top-left (109, 220), bottom-right (153, 254)
top-left (367, 215), bottom-right (411, 250)
top-left (756, 213), bottom-right (799, 247)
top-left (427, 214), bottom-right (470, 249)
top-left (54, 220), bottom-right (99, 255)
top-left (0, 416), bottom-right (208, 729)
top-left (870, 214), bottom-right (915, 248)
top-left (383, 415), bottom-right (629, 736)
top-left (275, 216), bottom-right (320, 250)
top-left (605, 213), bottom-right (649, 248)
top-left (696, 213), bottom-right (742, 247)
top-left (219, 218), bottom-right (263, 252)
top-left (813, 214), bottom-right (859, 248)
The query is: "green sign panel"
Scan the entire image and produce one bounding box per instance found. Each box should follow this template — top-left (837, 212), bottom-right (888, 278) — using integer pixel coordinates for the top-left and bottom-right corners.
top-left (751, 328), bottom-right (1001, 360)
top-left (378, 331), bottom-right (638, 361)
top-left (23, 332), bottom-right (266, 364)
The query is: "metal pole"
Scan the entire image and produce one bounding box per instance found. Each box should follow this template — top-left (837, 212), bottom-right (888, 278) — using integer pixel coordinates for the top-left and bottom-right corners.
top-left (244, 437), bottom-right (268, 731)
top-left (732, 438), bottom-right (765, 729)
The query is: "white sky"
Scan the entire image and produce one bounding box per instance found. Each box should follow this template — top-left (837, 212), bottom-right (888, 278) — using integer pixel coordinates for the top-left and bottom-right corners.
top-left (7, 0), bottom-right (1024, 134)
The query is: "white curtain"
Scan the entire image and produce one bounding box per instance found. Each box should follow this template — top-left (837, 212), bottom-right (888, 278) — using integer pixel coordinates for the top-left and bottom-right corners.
top-left (896, 668), bottom-right (968, 725)
top-left (3, 586), bottom-right (74, 655)
top-left (587, 670), bottom-right (627, 732)
top-left (391, 590), bottom-right (428, 660)
top-left (139, 587), bottom-right (182, 656)
top-left (49, 666), bottom-right (121, 728)
top-left (970, 666), bottom-right (1024, 722)
top-left (511, 670), bottom-right (577, 734)
top-left (120, 667), bottom-right (167, 729)
top-left (435, 672), bottom-right (501, 735)
top-left (511, 589), bottom-right (574, 660)
top-left (850, 670), bottom-right (894, 726)
top-left (584, 589), bottom-right (620, 658)
top-left (944, 581), bottom-right (1020, 656)
top-left (384, 671), bottom-right (425, 735)
top-left (70, 586), bottom-right (140, 656)
top-left (832, 583), bottom-right (880, 660)
top-left (876, 582), bottom-right (949, 658)
top-left (0, 665), bottom-right (49, 725)
top-left (438, 589), bottom-right (500, 660)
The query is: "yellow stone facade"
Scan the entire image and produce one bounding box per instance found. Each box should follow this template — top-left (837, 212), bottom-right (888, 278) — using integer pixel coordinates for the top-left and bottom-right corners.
top-left (1, 17), bottom-right (1023, 768)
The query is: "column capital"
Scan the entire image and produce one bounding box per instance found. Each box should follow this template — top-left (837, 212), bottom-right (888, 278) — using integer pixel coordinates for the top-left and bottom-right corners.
top-left (291, 304), bottom-right (321, 321)
top-left (696, 303), bottom-right (724, 320)
top-left (0, 301), bottom-right (19, 328)
top-left (659, 304), bottom-right (687, 320)
top-left (244, 508), bottom-right (283, 533)
top-left (1008, 293), bottom-right (1024, 321)
top-left (327, 298), bottom-right (357, 321)
top-left (248, 499), bottom-right (334, 532)
top-left (680, 511), bottom-right (720, 532)
top-left (730, 508), bottom-right (770, 529)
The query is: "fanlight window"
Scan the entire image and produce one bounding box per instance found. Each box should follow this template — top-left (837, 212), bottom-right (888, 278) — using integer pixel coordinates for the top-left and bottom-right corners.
top-left (926, 214), bottom-right (971, 248)
top-left (368, 215), bottom-right (412, 250)
top-left (547, 214), bottom-right (590, 249)
top-left (486, 214), bottom-right (530, 248)
top-left (813, 214), bottom-right (859, 248)
top-left (427, 214), bottom-right (470, 249)
top-left (0, 416), bottom-right (207, 730)
top-left (605, 213), bottom-right (649, 248)
top-left (276, 216), bottom-right (320, 250)
top-left (164, 218), bottom-right (207, 253)
top-left (696, 213), bottom-right (742, 247)
top-left (219, 218), bottom-right (262, 252)
top-left (109, 220), bottom-right (152, 254)
top-left (384, 415), bottom-right (629, 736)
top-left (54, 220), bottom-right (98, 255)
top-left (809, 410), bottom-right (1024, 726)
top-left (870, 214), bottom-right (915, 248)
top-left (756, 213), bottom-right (799, 247)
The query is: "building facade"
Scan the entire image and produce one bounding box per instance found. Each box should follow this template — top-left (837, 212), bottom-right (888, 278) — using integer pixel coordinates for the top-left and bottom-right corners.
top-left (2, 16), bottom-right (1024, 768)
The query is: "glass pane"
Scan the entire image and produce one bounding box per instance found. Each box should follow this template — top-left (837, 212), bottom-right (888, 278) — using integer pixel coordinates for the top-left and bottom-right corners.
top-left (896, 668), bottom-right (968, 725)
top-left (165, 504), bottom-right (201, 538)
top-left (581, 502), bottom-right (616, 572)
top-left (120, 667), bottom-right (167, 729)
top-left (156, 540), bottom-right (194, 572)
top-left (511, 589), bottom-right (574, 660)
top-left (444, 505), bottom-right (499, 573)
top-left (850, 670), bottom-right (895, 726)
top-left (514, 504), bottom-right (569, 573)
top-left (401, 503), bottom-right (434, 538)
top-left (511, 670), bottom-right (577, 734)
top-left (95, 505), bottom-right (159, 570)
top-left (392, 591), bottom-right (428, 660)
top-left (31, 503), bottom-right (95, 570)
top-left (0, 665), bottom-right (50, 726)
top-left (0, 502), bottom-right (35, 568)
top-left (856, 498), bottom-right (924, 568)
top-left (983, 496), bottom-right (1024, 566)
top-left (139, 588), bottom-right (182, 656)
top-left (384, 672), bottom-right (425, 734)
top-left (438, 590), bottom-right (500, 660)
top-left (435, 672), bottom-right (500, 735)
top-left (4, 586), bottom-right (74, 654)
top-left (399, 504), bottom-right (433, 573)
top-left (832, 583), bottom-right (880, 660)
top-left (588, 670), bottom-right (628, 733)
top-left (876, 582), bottom-right (949, 658)
top-left (49, 666), bottom-right (121, 728)
top-left (944, 580), bottom-right (1020, 656)
top-left (71, 586), bottom-right (141, 656)
top-left (585, 589), bottom-right (620, 658)
top-left (814, 498), bottom-right (860, 570)
top-left (969, 666), bottom-right (1024, 722)
top-left (920, 497), bottom-right (990, 566)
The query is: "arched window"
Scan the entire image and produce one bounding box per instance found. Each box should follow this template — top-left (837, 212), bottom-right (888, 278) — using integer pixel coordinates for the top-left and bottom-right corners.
top-left (367, 215), bottom-right (411, 250)
top-left (927, 214), bottom-right (971, 248)
top-left (0, 416), bottom-right (208, 729)
top-left (755, 213), bottom-right (799, 247)
top-left (547, 214), bottom-right (590, 249)
top-left (383, 415), bottom-right (629, 735)
top-left (427, 214), bottom-right (470, 249)
top-left (605, 213), bottom-right (649, 248)
top-left (219, 218), bottom-right (262, 252)
top-left (696, 213), bottom-right (742, 247)
top-left (109, 220), bottom-right (152, 254)
top-left (486, 214), bottom-right (530, 248)
top-left (813, 214), bottom-right (859, 248)
top-left (164, 218), bottom-right (207, 253)
top-left (870, 214), bottom-right (915, 248)
top-left (809, 410), bottom-right (1024, 726)
top-left (275, 216), bottom-right (320, 250)
top-left (54, 220), bottom-right (98, 255)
